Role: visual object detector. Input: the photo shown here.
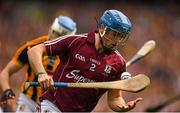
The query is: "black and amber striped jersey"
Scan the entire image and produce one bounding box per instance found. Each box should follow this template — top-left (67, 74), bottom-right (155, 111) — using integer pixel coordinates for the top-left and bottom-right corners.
top-left (12, 35), bottom-right (60, 103)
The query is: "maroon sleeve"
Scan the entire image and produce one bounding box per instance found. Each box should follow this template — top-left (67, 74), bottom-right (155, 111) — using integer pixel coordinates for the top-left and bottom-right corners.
top-left (44, 35), bottom-right (78, 56)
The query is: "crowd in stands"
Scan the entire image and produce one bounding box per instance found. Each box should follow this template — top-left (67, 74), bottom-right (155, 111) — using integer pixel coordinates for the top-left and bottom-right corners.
top-left (0, 0), bottom-right (179, 111)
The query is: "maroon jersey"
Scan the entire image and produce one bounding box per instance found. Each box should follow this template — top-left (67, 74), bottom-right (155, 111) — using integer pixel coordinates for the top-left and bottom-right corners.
top-left (43, 30), bottom-right (126, 112)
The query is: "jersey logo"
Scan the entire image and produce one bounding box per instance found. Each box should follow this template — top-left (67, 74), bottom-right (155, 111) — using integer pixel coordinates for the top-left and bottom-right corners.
top-left (75, 54), bottom-right (86, 62)
top-left (104, 65), bottom-right (112, 74)
top-left (66, 70), bottom-right (95, 83)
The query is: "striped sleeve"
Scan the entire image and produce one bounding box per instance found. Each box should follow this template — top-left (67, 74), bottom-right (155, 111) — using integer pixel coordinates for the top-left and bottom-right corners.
top-left (44, 35), bottom-right (81, 56)
top-left (12, 43), bottom-right (29, 65)
top-left (12, 36), bottom-right (48, 65)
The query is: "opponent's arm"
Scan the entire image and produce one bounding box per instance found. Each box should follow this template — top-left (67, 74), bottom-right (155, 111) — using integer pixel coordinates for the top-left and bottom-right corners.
top-left (0, 60), bottom-right (23, 112)
top-left (0, 60), bottom-right (22, 91)
top-left (27, 43), bottom-right (53, 89)
top-left (107, 89), bottom-right (142, 112)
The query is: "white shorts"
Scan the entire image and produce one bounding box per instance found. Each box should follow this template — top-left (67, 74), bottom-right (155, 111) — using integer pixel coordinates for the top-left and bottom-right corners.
top-left (38, 100), bottom-right (61, 113)
top-left (0, 107), bottom-right (3, 113)
top-left (16, 93), bottom-right (38, 112)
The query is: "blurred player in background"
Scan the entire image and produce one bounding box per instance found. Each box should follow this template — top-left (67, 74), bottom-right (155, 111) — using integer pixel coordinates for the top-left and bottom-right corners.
top-left (0, 16), bottom-right (77, 112)
top-left (28, 9), bottom-right (142, 112)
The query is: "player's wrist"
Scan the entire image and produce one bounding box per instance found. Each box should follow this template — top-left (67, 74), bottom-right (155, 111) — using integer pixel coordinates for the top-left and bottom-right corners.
top-left (35, 71), bottom-right (47, 77)
top-left (1, 89), bottom-right (15, 101)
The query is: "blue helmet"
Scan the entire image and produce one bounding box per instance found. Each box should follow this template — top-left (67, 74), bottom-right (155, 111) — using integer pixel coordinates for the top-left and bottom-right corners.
top-left (98, 9), bottom-right (132, 34)
top-left (98, 9), bottom-right (132, 51)
top-left (51, 16), bottom-right (77, 35)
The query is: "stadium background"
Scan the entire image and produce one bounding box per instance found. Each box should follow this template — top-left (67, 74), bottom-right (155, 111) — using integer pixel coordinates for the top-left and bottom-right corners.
top-left (0, 0), bottom-right (180, 112)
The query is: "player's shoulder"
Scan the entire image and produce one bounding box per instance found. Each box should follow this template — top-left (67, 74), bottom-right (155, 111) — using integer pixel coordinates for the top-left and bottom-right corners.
top-left (14, 35), bottom-right (48, 58)
top-left (58, 33), bottom-right (88, 44)
top-left (44, 34), bottom-right (88, 49)
top-left (17, 35), bottom-right (48, 50)
top-left (26, 35), bottom-right (49, 46)
top-left (114, 50), bottom-right (126, 64)
top-left (107, 50), bottom-right (126, 70)
top-left (104, 50), bottom-right (126, 66)
top-left (71, 33), bottom-right (89, 44)
top-left (65, 33), bottom-right (88, 41)
top-left (73, 33), bottom-right (88, 38)
top-left (12, 36), bottom-right (48, 63)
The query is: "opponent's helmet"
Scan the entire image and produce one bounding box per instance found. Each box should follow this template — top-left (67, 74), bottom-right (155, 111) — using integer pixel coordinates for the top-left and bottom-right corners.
top-left (51, 16), bottom-right (77, 35)
top-left (98, 9), bottom-right (132, 50)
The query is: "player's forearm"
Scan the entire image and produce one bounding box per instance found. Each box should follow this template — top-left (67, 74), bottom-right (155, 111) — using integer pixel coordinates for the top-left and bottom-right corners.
top-left (27, 44), bottom-right (47, 73)
top-left (0, 70), bottom-right (11, 91)
top-left (0, 61), bottom-right (22, 92)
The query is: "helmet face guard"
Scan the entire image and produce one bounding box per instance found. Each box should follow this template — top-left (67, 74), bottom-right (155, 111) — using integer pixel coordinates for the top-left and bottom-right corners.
top-left (100, 27), bottom-right (130, 51)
